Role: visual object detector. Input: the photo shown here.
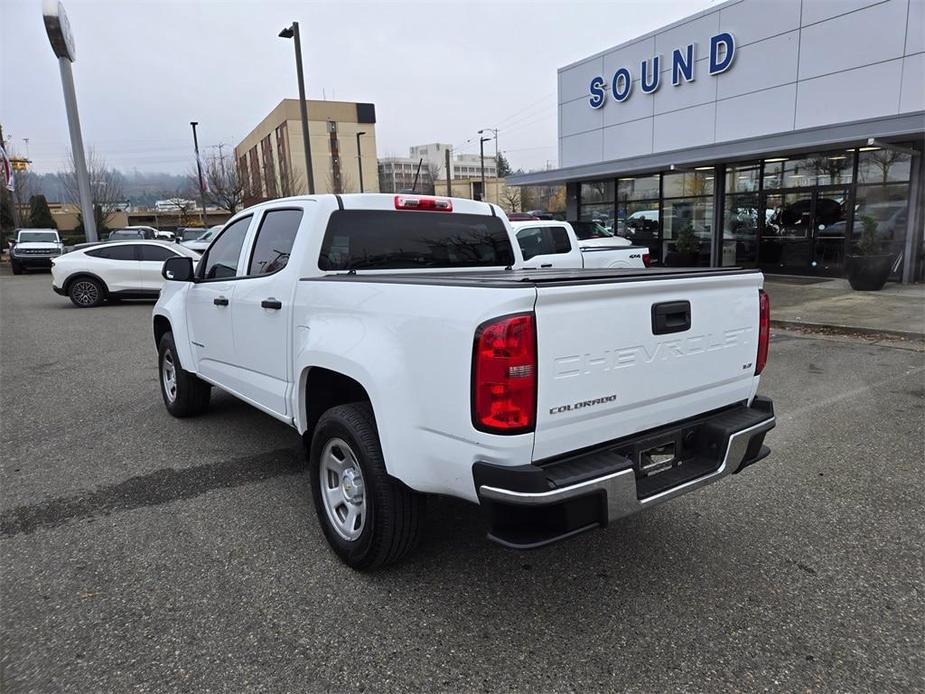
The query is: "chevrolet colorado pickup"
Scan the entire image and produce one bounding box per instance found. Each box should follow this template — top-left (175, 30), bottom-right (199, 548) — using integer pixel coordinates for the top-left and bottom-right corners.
top-left (153, 193), bottom-right (774, 569)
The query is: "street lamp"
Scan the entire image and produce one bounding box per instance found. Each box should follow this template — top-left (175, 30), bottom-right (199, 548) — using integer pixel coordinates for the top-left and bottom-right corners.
top-left (355, 131), bottom-right (366, 193)
top-left (478, 128), bottom-right (499, 203)
top-left (279, 21), bottom-right (315, 194)
top-left (190, 121), bottom-right (207, 224)
top-left (477, 130), bottom-right (496, 203)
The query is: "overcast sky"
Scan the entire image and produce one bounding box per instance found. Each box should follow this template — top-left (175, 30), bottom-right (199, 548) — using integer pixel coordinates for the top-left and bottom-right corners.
top-left (1, 0), bottom-right (715, 175)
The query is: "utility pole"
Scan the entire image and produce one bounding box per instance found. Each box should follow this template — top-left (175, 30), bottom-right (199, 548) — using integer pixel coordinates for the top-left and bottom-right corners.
top-left (190, 121), bottom-right (207, 225)
top-left (445, 148), bottom-right (452, 197)
top-left (355, 131), bottom-right (366, 193)
top-left (43, 2), bottom-right (97, 241)
top-left (279, 22), bottom-right (315, 194)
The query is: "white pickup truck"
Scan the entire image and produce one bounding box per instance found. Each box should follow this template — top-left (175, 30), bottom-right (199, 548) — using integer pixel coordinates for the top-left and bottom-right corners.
top-left (510, 219), bottom-right (649, 269)
top-left (153, 193), bottom-right (774, 569)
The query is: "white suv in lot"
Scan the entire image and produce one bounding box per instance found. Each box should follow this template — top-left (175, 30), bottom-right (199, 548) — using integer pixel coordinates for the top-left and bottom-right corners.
top-left (10, 229), bottom-right (64, 274)
top-left (52, 240), bottom-right (200, 307)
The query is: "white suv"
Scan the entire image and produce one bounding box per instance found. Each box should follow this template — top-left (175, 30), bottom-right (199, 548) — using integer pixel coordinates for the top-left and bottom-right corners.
top-left (52, 240), bottom-right (199, 307)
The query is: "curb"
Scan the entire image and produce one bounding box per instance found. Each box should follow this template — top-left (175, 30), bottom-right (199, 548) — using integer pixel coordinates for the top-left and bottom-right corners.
top-left (771, 319), bottom-right (925, 341)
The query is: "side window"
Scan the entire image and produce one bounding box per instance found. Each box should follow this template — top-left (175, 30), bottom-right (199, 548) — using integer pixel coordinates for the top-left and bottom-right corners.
top-left (248, 209), bottom-right (303, 275)
top-left (87, 245), bottom-right (138, 260)
top-left (138, 245), bottom-right (178, 262)
top-left (548, 226), bottom-right (573, 254)
top-left (516, 227), bottom-right (545, 261)
top-left (201, 216), bottom-right (252, 280)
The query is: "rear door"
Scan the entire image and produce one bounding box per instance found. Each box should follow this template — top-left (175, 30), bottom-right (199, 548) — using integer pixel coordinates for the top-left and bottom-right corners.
top-left (532, 270), bottom-right (763, 460)
top-left (137, 243), bottom-right (181, 291)
top-left (228, 206), bottom-right (304, 416)
top-left (515, 225), bottom-right (583, 268)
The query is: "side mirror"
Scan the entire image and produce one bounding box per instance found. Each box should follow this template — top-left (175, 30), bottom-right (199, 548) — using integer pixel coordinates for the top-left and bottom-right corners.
top-left (163, 256), bottom-right (194, 282)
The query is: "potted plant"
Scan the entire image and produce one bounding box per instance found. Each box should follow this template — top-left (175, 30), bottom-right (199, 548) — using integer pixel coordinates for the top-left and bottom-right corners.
top-left (846, 214), bottom-right (894, 291)
top-left (666, 224), bottom-right (699, 266)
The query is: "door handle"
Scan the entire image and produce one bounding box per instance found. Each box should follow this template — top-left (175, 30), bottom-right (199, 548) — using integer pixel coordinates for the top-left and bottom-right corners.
top-left (213, 296), bottom-right (229, 306)
top-left (261, 298), bottom-right (282, 310)
top-left (540, 263), bottom-right (553, 268)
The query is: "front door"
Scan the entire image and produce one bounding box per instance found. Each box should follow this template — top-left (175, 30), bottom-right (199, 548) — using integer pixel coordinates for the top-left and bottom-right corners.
top-left (186, 214), bottom-right (254, 383)
top-left (759, 187), bottom-right (849, 276)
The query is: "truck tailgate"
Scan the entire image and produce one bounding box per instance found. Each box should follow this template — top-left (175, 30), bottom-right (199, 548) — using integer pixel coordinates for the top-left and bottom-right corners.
top-left (533, 270), bottom-right (763, 461)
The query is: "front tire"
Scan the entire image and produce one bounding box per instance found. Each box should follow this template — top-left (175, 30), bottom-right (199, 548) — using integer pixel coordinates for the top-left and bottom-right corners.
top-left (10, 260), bottom-right (23, 275)
top-left (68, 277), bottom-right (105, 307)
top-left (158, 331), bottom-right (211, 417)
top-left (309, 403), bottom-right (425, 570)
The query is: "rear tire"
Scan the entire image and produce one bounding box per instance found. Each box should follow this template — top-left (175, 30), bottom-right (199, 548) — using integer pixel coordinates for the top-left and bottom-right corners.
top-left (309, 403), bottom-right (425, 570)
top-left (158, 331), bottom-right (211, 417)
top-left (10, 260), bottom-right (23, 275)
top-left (68, 277), bottom-right (105, 307)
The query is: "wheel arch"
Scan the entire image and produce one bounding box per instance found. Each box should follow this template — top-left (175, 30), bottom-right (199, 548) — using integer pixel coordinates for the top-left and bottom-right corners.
top-left (63, 271), bottom-right (110, 296)
top-left (153, 314), bottom-right (172, 349)
top-left (301, 366), bottom-right (373, 443)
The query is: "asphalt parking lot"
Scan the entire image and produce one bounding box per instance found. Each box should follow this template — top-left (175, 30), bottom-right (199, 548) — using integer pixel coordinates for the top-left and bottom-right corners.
top-left (2, 267), bottom-right (923, 693)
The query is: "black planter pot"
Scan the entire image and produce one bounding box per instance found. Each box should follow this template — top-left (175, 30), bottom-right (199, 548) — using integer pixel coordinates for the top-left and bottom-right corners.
top-left (665, 251), bottom-right (698, 267)
top-left (846, 254), bottom-right (893, 291)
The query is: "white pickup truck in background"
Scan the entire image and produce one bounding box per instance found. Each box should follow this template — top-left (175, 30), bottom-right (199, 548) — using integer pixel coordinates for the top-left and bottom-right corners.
top-left (153, 193), bottom-right (774, 569)
top-left (510, 219), bottom-right (649, 269)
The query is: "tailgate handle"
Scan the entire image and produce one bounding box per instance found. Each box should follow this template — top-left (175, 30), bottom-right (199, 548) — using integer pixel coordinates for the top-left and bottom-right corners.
top-left (651, 300), bottom-right (691, 335)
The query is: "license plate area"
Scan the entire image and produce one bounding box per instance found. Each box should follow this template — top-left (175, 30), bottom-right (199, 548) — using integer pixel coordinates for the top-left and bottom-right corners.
top-left (638, 440), bottom-right (679, 477)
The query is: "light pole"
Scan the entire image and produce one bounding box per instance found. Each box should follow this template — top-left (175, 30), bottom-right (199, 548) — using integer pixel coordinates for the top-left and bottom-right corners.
top-left (479, 128), bottom-right (499, 202)
top-left (43, 1), bottom-right (97, 241)
top-left (279, 22), bottom-right (315, 195)
top-left (355, 131), bottom-right (366, 193)
top-left (190, 121), bottom-right (207, 225)
top-left (478, 135), bottom-right (492, 202)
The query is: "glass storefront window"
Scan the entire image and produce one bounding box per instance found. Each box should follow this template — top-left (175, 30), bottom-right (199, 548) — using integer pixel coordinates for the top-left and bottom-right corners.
top-left (580, 181), bottom-right (614, 204)
top-left (617, 174), bottom-right (660, 201)
top-left (662, 197), bottom-right (713, 266)
top-left (662, 170), bottom-right (714, 198)
top-left (857, 148), bottom-right (912, 184)
top-left (852, 183), bottom-right (910, 249)
top-left (725, 162), bottom-right (761, 193)
top-left (763, 151), bottom-right (854, 189)
top-left (579, 202), bottom-right (615, 229)
top-left (723, 192), bottom-right (760, 266)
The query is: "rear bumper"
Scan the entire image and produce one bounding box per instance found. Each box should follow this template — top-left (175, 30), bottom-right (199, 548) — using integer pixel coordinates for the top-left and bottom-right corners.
top-left (475, 396), bottom-right (775, 549)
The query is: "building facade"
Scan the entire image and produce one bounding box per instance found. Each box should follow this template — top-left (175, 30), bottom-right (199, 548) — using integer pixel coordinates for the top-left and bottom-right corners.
top-left (409, 143), bottom-right (498, 180)
top-left (378, 157), bottom-right (435, 193)
top-left (508, 0), bottom-right (925, 282)
top-left (235, 99), bottom-right (379, 204)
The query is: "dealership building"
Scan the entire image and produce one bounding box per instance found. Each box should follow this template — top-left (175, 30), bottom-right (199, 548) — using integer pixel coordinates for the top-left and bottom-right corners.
top-left (508, 0), bottom-right (925, 282)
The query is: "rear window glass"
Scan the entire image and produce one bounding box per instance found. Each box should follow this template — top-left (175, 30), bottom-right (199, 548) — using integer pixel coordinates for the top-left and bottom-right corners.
top-left (318, 210), bottom-right (515, 271)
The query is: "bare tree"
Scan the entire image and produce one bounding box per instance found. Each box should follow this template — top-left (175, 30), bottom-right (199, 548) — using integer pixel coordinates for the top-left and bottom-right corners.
top-left (188, 152), bottom-right (245, 213)
top-left (424, 160), bottom-right (441, 194)
top-left (63, 148), bottom-right (124, 234)
top-left (500, 186), bottom-right (521, 213)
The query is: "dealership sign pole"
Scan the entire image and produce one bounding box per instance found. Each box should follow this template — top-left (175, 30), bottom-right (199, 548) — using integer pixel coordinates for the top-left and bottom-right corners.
top-left (43, 0), bottom-right (97, 242)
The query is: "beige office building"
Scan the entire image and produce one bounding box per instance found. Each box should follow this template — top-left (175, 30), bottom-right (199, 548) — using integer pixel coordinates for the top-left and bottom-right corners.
top-left (235, 99), bottom-right (379, 203)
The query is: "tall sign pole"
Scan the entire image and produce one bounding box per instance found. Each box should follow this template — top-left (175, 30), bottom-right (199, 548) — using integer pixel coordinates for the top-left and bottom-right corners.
top-left (190, 121), bottom-right (207, 224)
top-left (43, 0), bottom-right (97, 242)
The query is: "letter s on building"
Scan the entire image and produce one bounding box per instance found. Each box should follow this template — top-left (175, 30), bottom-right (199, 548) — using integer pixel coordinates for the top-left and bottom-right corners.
top-left (589, 76), bottom-right (606, 109)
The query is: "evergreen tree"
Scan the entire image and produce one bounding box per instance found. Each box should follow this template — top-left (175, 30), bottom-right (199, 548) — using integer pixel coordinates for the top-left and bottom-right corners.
top-left (28, 195), bottom-right (57, 229)
top-left (495, 152), bottom-right (513, 178)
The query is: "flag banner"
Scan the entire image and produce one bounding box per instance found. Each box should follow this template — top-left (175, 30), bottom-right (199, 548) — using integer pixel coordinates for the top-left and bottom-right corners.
top-left (0, 144), bottom-right (14, 191)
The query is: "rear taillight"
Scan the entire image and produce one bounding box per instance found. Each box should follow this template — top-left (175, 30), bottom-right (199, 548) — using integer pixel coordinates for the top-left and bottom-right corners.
top-left (472, 313), bottom-right (536, 433)
top-left (756, 289), bottom-right (770, 375)
top-left (642, 251), bottom-right (651, 267)
top-left (394, 194), bottom-right (453, 211)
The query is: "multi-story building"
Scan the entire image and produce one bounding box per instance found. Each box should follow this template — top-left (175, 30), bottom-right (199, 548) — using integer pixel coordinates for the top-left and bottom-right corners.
top-left (235, 99), bottom-right (379, 204)
top-left (409, 143), bottom-right (497, 180)
top-left (377, 158), bottom-right (435, 194)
